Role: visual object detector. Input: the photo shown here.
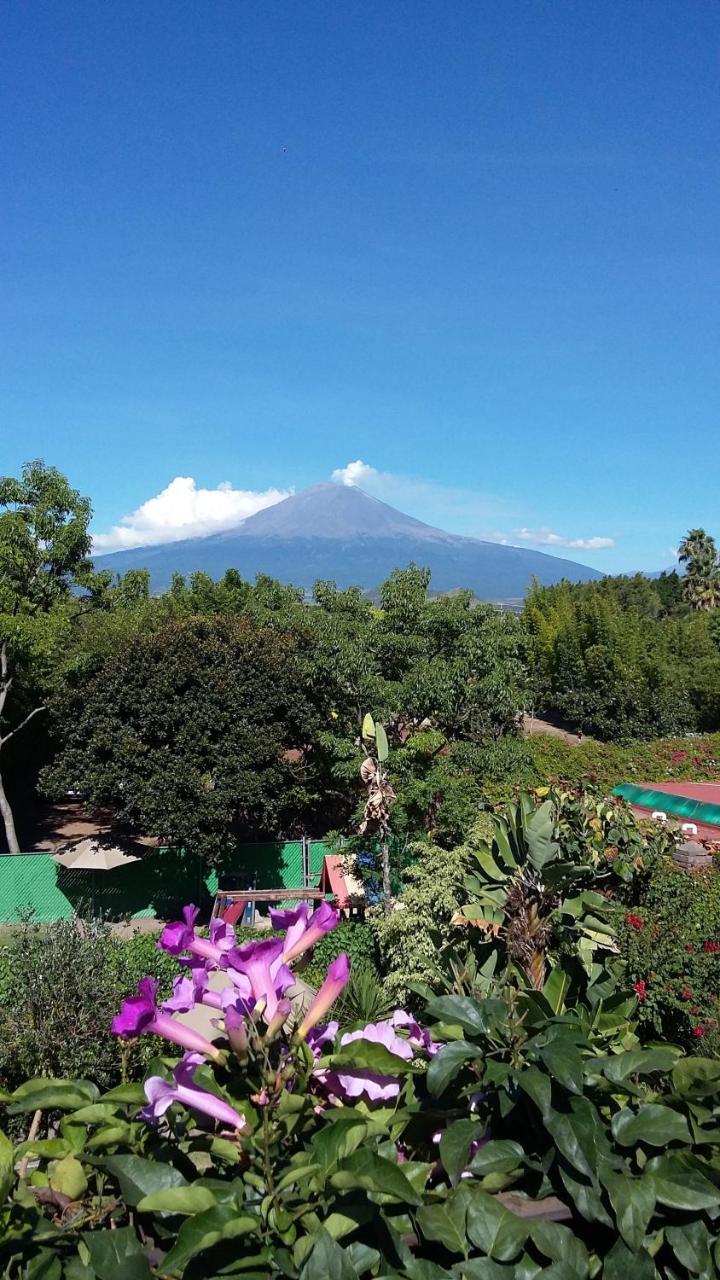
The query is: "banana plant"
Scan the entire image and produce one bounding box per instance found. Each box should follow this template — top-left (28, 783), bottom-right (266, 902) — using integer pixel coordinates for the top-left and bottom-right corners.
top-left (451, 793), bottom-right (617, 990)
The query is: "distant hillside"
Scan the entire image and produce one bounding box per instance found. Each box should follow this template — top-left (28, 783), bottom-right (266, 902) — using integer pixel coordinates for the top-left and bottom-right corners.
top-left (93, 483), bottom-right (604, 599)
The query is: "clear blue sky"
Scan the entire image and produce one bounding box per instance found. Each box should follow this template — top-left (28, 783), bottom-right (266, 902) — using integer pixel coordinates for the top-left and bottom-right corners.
top-left (1, 1), bottom-right (718, 571)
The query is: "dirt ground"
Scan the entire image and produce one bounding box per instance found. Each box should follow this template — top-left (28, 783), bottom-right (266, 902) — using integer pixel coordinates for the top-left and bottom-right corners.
top-left (2, 799), bottom-right (160, 855)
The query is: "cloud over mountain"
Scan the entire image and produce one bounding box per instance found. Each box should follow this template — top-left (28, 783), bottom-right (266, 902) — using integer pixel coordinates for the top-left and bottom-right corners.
top-left (92, 476), bottom-right (292, 551)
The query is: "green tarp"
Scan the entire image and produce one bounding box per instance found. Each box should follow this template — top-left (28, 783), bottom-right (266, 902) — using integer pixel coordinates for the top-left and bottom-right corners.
top-left (613, 783), bottom-right (720, 829)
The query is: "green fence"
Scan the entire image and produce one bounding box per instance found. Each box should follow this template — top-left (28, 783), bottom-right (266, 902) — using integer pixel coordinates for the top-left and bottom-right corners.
top-left (0, 840), bottom-right (331, 926)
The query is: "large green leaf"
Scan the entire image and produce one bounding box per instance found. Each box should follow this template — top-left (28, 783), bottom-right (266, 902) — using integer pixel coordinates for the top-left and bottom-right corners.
top-left (467, 1140), bottom-right (525, 1177)
top-left (425, 996), bottom-right (505, 1037)
top-left (603, 1239), bottom-right (656, 1280)
top-left (375, 722), bottom-right (389, 762)
top-left (465, 1187), bottom-right (528, 1262)
top-left (439, 1120), bottom-right (485, 1181)
top-left (161, 1204), bottom-right (258, 1272)
top-left (136, 1184), bottom-right (218, 1215)
top-left (312, 1118), bottom-right (368, 1171)
top-left (538, 1040), bottom-right (584, 1095)
top-left (330, 1149), bottom-right (422, 1205)
top-left (646, 1153), bottom-right (720, 1210)
top-left (361, 713), bottom-right (375, 739)
top-left (49, 1155), bottom-right (87, 1200)
top-left (0, 1129), bottom-right (13, 1203)
top-left (524, 800), bottom-right (559, 871)
top-left (530, 1220), bottom-right (589, 1277)
top-left (99, 1154), bottom-right (188, 1206)
top-left (544, 1104), bottom-right (597, 1179)
top-left (417, 1192), bottom-right (469, 1258)
top-left (325, 1040), bottom-right (418, 1075)
top-left (599, 1047), bottom-right (680, 1086)
top-left (518, 1066), bottom-right (552, 1120)
top-left (426, 1041), bottom-right (477, 1097)
top-left (671, 1056), bottom-right (720, 1098)
top-left (599, 1168), bottom-right (655, 1252)
top-left (543, 967), bottom-right (570, 1014)
top-left (8, 1078), bottom-right (99, 1114)
top-left (666, 1220), bottom-right (713, 1274)
top-left (611, 1104), bottom-right (691, 1148)
top-left (300, 1229), bottom-right (360, 1279)
top-left (81, 1226), bottom-right (152, 1280)
top-left (24, 1250), bottom-right (62, 1280)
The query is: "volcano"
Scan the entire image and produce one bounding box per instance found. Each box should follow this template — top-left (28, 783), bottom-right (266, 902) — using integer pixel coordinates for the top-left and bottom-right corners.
top-left (93, 483), bottom-right (603, 599)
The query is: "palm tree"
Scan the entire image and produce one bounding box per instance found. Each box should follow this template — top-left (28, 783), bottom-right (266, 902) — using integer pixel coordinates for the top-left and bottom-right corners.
top-left (678, 528), bottom-right (720, 611)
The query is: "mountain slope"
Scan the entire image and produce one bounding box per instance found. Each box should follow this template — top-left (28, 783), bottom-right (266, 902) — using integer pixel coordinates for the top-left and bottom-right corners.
top-left (93, 483), bottom-right (604, 598)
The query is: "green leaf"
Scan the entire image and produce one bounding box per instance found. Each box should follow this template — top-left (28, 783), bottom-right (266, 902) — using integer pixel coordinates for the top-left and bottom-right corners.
top-left (531, 1220), bottom-right (589, 1277)
top-left (161, 1204), bottom-right (258, 1272)
top-left (427, 1041), bottom-right (478, 1096)
top-left (646, 1153), bottom-right (720, 1210)
top-left (518, 1066), bottom-right (552, 1120)
top-left (375, 722), bottom-right (389, 762)
top-left (25, 1251), bottom-right (62, 1280)
top-left (82, 1226), bottom-right (152, 1280)
top-left (425, 995), bottom-right (504, 1037)
top-left (543, 967), bottom-right (570, 1014)
top-left (417, 1192), bottom-right (469, 1257)
top-left (325, 1039), bottom-right (418, 1076)
top-left (362, 713), bottom-right (375, 739)
top-left (0, 1129), bottom-right (13, 1203)
top-left (136, 1184), bottom-right (218, 1215)
top-left (99, 1154), bottom-right (188, 1206)
top-left (600, 1169), bottom-right (655, 1252)
top-left (666, 1220), bottom-right (713, 1274)
top-left (312, 1118), bottom-right (368, 1172)
top-left (538, 1041), bottom-right (584, 1095)
top-left (330, 1149), bottom-right (421, 1205)
top-left (544, 1105), bottom-right (597, 1179)
top-left (345, 1241), bottom-right (381, 1275)
top-left (63, 1260), bottom-right (95, 1280)
top-left (8, 1078), bottom-right (99, 1114)
top-left (300, 1229), bottom-right (360, 1279)
top-left (440, 1120), bottom-right (485, 1181)
top-left (671, 1056), bottom-right (720, 1098)
top-left (599, 1047), bottom-right (680, 1086)
top-left (602, 1238), bottom-right (656, 1280)
top-left (69, 1103), bottom-right (121, 1124)
top-left (100, 1083), bottom-right (147, 1105)
top-left (468, 1140), bottom-right (525, 1177)
top-left (465, 1187), bottom-right (528, 1261)
top-left (611, 1104), bottom-right (691, 1148)
top-left (49, 1155), bottom-right (88, 1200)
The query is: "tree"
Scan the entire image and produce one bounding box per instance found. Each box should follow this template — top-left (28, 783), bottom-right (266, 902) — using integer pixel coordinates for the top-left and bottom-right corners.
top-left (678, 528), bottom-right (720, 611)
top-left (0, 460), bottom-right (93, 852)
top-left (44, 615), bottom-right (319, 862)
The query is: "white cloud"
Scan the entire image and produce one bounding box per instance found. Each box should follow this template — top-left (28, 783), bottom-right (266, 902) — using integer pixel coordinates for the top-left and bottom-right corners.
top-left (331, 459), bottom-right (380, 488)
top-left (93, 476), bottom-right (292, 552)
top-left (513, 527), bottom-right (615, 551)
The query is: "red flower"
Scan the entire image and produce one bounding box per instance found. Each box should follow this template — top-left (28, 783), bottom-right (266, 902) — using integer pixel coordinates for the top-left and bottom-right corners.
top-left (625, 913), bottom-right (644, 931)
top-left (692, 1026), bottom-right (706, 1038)
top-left (682, 989), bottom-right (693, 1001)
top-left (633, 980), bottom-right (647, 1002)
top-left (702, 940), bottom-right (720, 953)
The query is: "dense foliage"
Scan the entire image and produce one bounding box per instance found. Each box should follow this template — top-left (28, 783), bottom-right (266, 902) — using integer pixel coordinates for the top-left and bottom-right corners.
top-left (524, 573), bottom-right (720, 740)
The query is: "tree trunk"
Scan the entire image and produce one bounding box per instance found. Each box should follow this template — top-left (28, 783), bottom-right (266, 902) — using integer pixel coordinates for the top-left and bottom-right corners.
top-left (0, 759), bottom-right (21, 854)
top-left (381, 834), bottom-right (392, 917)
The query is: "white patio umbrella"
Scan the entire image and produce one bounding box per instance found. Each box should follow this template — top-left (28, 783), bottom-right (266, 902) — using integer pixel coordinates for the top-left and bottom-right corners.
top-left (53, 839), bottom-right (140, 870)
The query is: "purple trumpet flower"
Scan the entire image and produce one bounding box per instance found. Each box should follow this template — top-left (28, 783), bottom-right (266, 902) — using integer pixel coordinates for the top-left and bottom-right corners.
top-left (162, 969), bottom-right (223, 1014)
top-left (297, 954), bottom-right (350, 1040)
top-left (226, 937), bottom-right (294, 1021)
top-left (157, 905), bottom-right (224, 965)
top-left (112, 977), bottom-right (223, 1061)
top-left (281, 900), bottom-right (339, 964)
top-left (140, 1052), bottom-right (246, 1131)
top-left (209, 917), bottom-right (237, 952)
top-left (314, 1018), bottom-right (414, 1103)
top-left (390, 1009), bottom-right (439, 1057)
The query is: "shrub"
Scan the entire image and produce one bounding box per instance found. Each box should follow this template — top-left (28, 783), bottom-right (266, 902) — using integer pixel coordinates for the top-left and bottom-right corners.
top-left (302, 921), bottom-right (378, 989)
top-left (620, 859), bottom-right (720, 1056)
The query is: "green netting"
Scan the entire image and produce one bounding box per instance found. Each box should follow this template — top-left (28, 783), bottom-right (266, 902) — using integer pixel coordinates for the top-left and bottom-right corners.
top-left (0, 840), bottom-right (334, 925)
top-left (613, 784), bottom-right (720, 828)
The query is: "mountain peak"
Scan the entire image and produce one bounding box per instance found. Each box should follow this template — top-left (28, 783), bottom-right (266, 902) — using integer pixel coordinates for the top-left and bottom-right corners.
top-left (232, 482), bottom-right (447, 542)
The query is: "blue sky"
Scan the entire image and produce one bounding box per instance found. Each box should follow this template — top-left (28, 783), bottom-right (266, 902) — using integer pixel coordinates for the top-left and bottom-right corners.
top-left (1, 1), bottom-right (718, 572)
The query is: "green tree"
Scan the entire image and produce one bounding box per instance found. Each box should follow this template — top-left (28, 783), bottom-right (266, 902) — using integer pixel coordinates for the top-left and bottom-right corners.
top-left (0, 460), bottom-right (94, 852)
top-left (44, 614), bottom-right (319, 861)
top-left (678, 528), bottom-right (720, 611)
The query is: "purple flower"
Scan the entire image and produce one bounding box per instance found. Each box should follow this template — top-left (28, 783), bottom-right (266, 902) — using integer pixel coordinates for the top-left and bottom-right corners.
top-left (226, 937), bottom-right (295, 1021)
top-left (140, 1052), bottom-right (246, 1131)
top-left (157, 905), bottom-right (224, 965)
top-left (224, 1003), bottom-right (249, 1060)
top-left (306, 1021), bottom-right (339, 1058)
top-left (281, 901), bottom-right (339, 964)
top-left (112, 976), bottom-right (223, 1061)
top-left (314, 1017), bottom-right (417, 1103)
top-left (390, 1009), bottom-right (439, 1056)
top-left (297, 954), bottom-right (350, 1040)
top-left (209, 917), bottom-right (237, 952)
top-left (162, 968), bottom-right (223, 1014)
